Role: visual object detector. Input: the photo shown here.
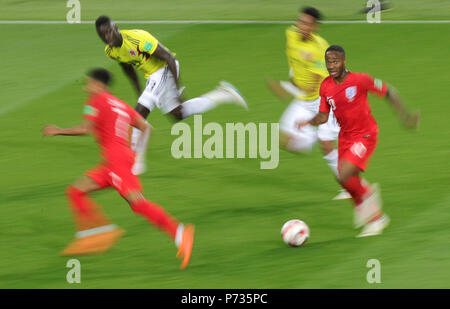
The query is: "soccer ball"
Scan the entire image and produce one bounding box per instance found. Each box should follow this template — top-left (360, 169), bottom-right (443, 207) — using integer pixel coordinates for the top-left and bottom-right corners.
top-left (281, 219), bottom-right (310, 247)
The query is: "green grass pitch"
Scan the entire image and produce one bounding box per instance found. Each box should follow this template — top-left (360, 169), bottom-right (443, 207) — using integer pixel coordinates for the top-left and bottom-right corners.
top-left (0, 1), bottom-right (449, 288)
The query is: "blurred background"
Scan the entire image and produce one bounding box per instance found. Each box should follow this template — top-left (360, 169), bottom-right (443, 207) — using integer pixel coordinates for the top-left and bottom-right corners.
top-left (0, 0), bottom-right (449, 288)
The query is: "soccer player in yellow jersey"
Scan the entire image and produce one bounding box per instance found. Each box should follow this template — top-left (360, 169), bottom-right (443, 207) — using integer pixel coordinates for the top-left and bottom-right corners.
top-left (268, 7), bottom-right (350, 200)
top-left (95, 16), bottom-right (247, 175)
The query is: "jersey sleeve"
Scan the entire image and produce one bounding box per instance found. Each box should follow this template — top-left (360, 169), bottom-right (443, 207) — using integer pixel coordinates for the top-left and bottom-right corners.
top-left (318, 81), bottom-right (330, 113)
top-left (360, 73), bottom-right (388, 97)
top-left (309, 37), bottom-right (329, 78)
top-left (138, 31), bottom-right (159, 55)
top-left (83, 95), bottom-right (101, 122)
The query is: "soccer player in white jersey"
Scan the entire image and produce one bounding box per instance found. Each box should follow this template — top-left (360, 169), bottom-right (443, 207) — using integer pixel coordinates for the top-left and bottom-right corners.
top-left (95, 16), bottom-right (247, 175)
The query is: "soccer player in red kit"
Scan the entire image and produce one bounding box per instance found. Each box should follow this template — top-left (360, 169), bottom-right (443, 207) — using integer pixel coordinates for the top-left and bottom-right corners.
top-left (298, 45), bottom-right (419, 237)
top-left (43, 68), bottom-right (194, 269)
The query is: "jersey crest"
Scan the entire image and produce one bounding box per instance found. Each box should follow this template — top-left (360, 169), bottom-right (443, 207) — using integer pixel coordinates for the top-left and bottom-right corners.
top-left (345, 86), bottom-right (357, 102)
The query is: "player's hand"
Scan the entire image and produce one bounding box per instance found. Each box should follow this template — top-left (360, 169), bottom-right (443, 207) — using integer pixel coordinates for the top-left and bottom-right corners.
top-left (266, 78), bottom-right (293, 101)
top-left (42, 125), bottom-right (60, 136)
top-left (296, 120), bottom-right (309, 130)
top-left (403, 111), bottom-right (420, 130)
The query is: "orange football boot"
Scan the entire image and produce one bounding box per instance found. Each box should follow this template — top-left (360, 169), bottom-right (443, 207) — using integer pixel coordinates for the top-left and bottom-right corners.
top-left (176, 224), bottom-right (195, 270)
top-left (61, 227), bottom-right (124, 256)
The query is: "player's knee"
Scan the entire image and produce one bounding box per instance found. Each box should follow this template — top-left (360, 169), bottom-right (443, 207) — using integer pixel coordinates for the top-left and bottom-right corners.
top-left (125, 191), bottom-right (146, 207)
top-left (280, 131), bottom-right (314, 153)
top-left (170, 106), bottom-right (184, 121)
top-left (135, 103), bottom-right (150, 119)
top-left (65, 185), bottom-right (85, 199)
top-left (319, 140), bottom-right (335, 155)
top-left (279, 131), bottom-right (290, 149)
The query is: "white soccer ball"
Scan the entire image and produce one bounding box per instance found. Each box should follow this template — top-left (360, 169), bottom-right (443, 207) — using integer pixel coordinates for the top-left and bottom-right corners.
top-left (281, 219), bottom-right (310, 247)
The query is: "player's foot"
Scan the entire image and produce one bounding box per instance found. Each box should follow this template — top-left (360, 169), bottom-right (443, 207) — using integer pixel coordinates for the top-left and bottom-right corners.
top-left (61, 226), bottom-right (124, 256)
top-left (354, 183), bottom-right (382, 228)
top-left (176, 224), bottom-right (195, 270)
top-left (132, 154), bottom-right (146, 175)
top-left (357, 214), bottom-right (390, 238)
top-left (332, 189), bottom-right (352, 200)
top-left (204, 81), bottom-right (248, 110)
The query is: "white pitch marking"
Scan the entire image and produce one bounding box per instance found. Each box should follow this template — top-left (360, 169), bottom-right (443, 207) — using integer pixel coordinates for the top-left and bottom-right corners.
top-left (0, 20), bottom-right (449, 25)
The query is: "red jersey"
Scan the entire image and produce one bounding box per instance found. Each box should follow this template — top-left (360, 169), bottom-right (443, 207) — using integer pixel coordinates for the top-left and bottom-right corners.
top-left (83, 91), bottom-right (140, 165)
top-left (319, 72), bottom-right (387, 139)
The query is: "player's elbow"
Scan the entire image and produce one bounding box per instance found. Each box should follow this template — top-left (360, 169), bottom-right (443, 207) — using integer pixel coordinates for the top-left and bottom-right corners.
top-left (319, 113), bottom-right (329, 124)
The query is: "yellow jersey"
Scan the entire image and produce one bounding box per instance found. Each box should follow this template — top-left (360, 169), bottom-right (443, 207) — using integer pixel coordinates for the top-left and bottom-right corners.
top-left (285, 26), bottom-right (329, 101)
top-left (105, 29), bottom-right (169, 79)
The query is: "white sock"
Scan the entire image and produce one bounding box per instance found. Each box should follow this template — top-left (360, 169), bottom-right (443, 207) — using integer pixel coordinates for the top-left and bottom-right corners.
top-left (131, 128), bottom-right (141, 152)
top-left (181, 97), bottom-right (218, 118)
top-left (323, 149), bottom-right (339, 178)
top-left (175, 224), bottom-right (185, 248)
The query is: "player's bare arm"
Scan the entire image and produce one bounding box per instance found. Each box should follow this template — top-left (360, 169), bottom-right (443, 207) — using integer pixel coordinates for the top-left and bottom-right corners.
top-left (385, 86), bottom-right (420, 129)
top-left (120, 63), bottom-right (142, 96)
top-left (43, 119), bottom-right (94, 136)
top-left (266, 78), bottom-right (295, 101)
top-left (152, 44), bottom-right (178, 86)
top-left (297, 111), bottom-right (329, 129)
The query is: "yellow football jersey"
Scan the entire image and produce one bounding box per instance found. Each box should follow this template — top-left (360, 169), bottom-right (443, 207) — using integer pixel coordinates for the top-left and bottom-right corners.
top-left (105, 29), bottom-right (169, 79)
top-left (285, 26), bottom-right (329, 101)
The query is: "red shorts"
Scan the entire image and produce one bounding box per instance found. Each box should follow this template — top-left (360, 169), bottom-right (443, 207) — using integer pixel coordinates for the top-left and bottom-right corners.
top-left (338, 134), bottom-right (377, 171)
top-left (85, 162), bottom-right (142, 197)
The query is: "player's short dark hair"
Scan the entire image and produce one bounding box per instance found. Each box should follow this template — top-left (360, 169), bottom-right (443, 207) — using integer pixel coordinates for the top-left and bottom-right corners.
top-left (326, 45), bottom-right (346, 57)
top-left (87, 68), bottom-right (112, 86)
top-left (301, 7), bottom-right (322, 21)
top-left (95, 15), bottom-right (111, 29)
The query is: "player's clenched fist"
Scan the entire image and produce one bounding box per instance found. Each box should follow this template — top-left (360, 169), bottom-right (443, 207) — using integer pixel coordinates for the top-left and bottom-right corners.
top-left (42, 125), bottom-right (60, 136)
top-left (403, 111), bottom-right (420, 130)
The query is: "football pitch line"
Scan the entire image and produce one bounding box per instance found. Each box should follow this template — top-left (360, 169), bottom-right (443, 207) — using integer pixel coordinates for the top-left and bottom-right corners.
top-left (0, 20), bottom-right (450, 24)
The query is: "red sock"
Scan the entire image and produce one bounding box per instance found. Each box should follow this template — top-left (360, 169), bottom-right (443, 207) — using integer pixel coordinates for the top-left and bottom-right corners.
top-left (66, 186), bottom-right (111, 231)
top-left (341, 176), bottom-right (368, 206)
top-left (131, 199), bottom-right (179, 240)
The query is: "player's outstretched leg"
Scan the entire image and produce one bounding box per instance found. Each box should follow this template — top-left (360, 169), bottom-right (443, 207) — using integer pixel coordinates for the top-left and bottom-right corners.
top-left (180, 81), bottom-right (248, 119)
top-left (62, 181), bottom-right (124, 256)
top-left (126, 192), bottom-right (195, 270)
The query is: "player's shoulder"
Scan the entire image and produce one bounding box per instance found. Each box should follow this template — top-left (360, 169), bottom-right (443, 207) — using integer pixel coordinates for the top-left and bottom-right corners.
top-left (351, 72), bottom-right (373, 83)
top-left (311, 33), bottom-right (329, 49)
top-left (124, 29), bottom-right (153, 39)
top-left (286, 25), bottom-right (299, 37)
top-left (320, 76), bottom-right (334, 90)
top-left (90, 91), bottom-right (109, 105)
top-left (104, 93), bottom-right (133, 111)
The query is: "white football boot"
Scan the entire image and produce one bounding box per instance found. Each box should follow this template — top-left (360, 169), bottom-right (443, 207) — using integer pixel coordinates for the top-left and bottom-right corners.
top-left (357, 214), bottom-right (390, 238)
top-left (203, 81), bottom-right (248, 110)
top-left (332, 189), bottom-right (352, 200)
